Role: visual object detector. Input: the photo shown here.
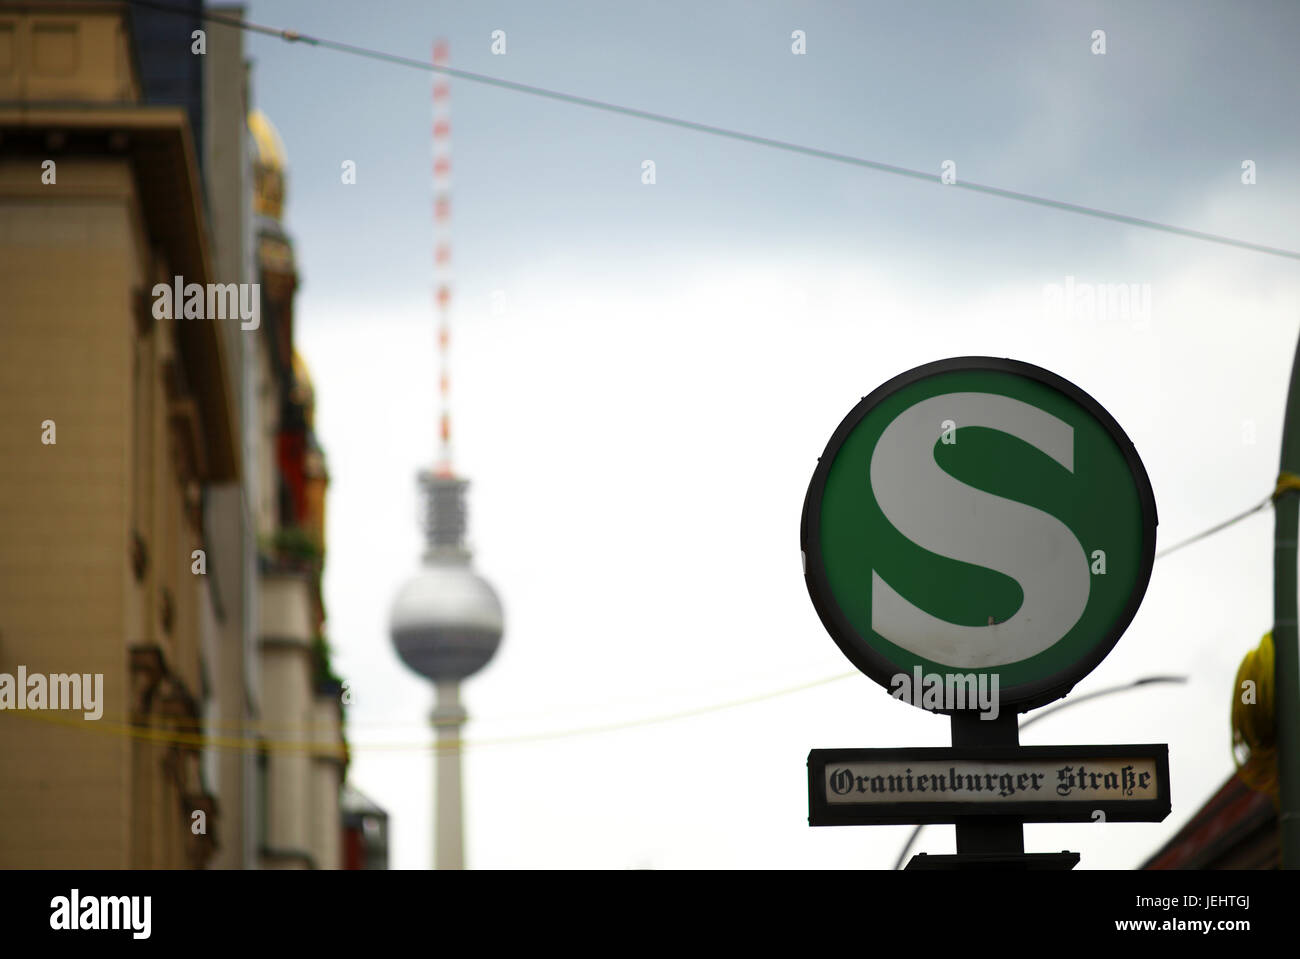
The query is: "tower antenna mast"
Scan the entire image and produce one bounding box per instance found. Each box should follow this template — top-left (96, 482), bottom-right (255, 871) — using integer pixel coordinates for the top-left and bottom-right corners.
top-left (432, 37), bottom-right (454, 477)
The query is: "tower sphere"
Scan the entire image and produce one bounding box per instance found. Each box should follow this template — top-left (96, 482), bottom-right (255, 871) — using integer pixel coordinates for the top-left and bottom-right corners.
top-left (389, 559), bottom-right (504, 681)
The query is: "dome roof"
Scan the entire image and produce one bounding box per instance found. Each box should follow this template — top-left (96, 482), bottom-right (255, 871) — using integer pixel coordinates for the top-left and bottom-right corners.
top-left (291, 349), bottom-right (315, 426)
top-left (249, 109), bottom-right (287, 171)
top-left (249, 109), bottom-right (287, 220)
top-left (389, 560), bottom-right (504, 681)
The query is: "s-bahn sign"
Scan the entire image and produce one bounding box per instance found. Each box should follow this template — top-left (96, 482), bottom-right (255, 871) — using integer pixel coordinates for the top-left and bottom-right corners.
top-left (801, 357), bottom-right (1158, 713)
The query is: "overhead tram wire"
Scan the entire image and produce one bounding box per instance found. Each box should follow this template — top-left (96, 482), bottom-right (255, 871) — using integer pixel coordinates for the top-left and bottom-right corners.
top-left (123, 0), bottom-right (1300, 262)
top-left (1154, 493), bottom-right (1272, 559)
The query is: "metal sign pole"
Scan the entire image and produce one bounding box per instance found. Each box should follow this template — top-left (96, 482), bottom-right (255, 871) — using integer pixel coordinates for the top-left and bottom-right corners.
top-left (1275, 331), bottom-right (1300, 869)
top-left (950, 711), bottom-right (1023, 855)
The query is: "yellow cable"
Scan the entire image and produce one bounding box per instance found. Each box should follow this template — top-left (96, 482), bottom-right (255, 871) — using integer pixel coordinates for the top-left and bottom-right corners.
top-left (2, 670), bottom-right (860, 757)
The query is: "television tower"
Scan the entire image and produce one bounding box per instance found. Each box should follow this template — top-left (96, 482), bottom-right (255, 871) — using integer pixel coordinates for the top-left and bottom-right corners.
top-left (389, 39), bottom-right (503, 870)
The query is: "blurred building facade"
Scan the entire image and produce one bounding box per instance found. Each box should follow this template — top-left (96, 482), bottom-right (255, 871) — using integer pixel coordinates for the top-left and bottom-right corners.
top-left (1142, 773), bottom-right (1278, 869)
top-left (0, 0), bottom-right (358, 868)
top-left (341, 783), bottom-right (390, 870)
top-left (247, 97), bottom-right (347, 869)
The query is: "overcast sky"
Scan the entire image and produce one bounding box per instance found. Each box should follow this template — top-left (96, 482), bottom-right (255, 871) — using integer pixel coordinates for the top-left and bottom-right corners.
top-left (238, 0), bottom-right (1300, 868)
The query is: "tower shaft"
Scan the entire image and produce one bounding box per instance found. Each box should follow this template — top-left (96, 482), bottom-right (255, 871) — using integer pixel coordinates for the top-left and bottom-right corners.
top-left (431, 679), bottom-right (467, 869)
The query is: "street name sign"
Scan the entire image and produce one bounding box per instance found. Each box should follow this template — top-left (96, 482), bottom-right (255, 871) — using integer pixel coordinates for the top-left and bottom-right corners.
top-left (808, 745), bottom-right (1170, 826)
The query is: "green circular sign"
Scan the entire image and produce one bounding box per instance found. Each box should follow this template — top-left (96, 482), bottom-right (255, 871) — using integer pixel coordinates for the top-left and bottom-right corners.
top-left (801, 357), bottom-right (1157, 713)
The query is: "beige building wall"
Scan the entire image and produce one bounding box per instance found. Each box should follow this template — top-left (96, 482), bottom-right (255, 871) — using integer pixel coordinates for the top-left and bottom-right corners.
top-left (0, 4), bottom-right (231, 869)
top-left (0, 161), bottom-right (217, 867)
top-left (0, 160), bottom-right (139, 868)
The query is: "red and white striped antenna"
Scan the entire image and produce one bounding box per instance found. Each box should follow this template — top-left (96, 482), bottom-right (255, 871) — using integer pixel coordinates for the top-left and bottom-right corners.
top-left (432, 38), bottom-right (454, 478)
